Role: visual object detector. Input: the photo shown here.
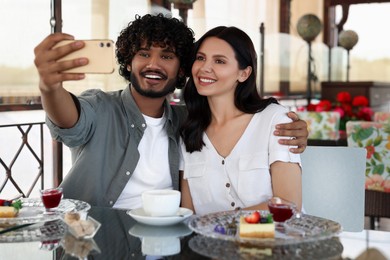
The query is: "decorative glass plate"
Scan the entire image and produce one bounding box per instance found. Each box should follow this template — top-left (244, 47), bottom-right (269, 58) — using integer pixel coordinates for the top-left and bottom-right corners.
top-left (0, 219), bottom-right (68, 243)
top-left (189, 235), bottom-right (343, 260)
top-left (0, 198), bottom-right (91, 226)
top-left (188, 210), bottom-right (342, 246)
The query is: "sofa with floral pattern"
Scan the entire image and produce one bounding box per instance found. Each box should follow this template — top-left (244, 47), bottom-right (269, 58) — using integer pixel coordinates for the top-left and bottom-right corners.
top-left (374, 111), bottom-right (390, 123)
top-left (297, 111), bottom-right (340, 140)
top-left (346, 121), bottom-right (390, 193)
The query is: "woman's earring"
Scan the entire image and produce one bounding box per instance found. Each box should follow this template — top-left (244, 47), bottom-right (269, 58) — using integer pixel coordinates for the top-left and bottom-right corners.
top-left (127, 65), bottom-right (131, 72)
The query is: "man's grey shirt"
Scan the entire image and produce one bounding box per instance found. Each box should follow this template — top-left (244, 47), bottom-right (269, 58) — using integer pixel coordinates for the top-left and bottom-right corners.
top-left (46, 86), bottom-right (187, 207)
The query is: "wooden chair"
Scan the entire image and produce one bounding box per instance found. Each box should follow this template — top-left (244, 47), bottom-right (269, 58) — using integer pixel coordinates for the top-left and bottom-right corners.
top-left (346, 121), bottom-right (390, 229)
top-left (301, 146), bottom-right (366, 232)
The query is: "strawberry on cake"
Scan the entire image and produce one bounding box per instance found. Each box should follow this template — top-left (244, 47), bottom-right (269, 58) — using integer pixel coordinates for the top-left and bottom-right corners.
top-left (239, 211), bottom-right (275, 238)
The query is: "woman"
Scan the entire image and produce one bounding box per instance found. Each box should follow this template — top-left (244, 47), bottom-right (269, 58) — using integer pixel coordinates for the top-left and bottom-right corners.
top-left (180, 26), bottom-right (302, 215)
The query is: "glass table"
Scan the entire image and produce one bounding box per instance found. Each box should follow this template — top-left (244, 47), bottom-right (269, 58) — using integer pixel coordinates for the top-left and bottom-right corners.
top-left (0, 206), bottom-right (389, 259)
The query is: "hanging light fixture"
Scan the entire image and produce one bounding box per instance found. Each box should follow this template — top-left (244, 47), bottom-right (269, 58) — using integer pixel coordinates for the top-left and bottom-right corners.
top-left (296, 14), bottom-right (322, 104)
top-left (338, 30), bottom-right (359, 82)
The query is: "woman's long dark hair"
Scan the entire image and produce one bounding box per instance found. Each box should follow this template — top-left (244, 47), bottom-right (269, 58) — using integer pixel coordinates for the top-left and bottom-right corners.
top-left (180, 26), bottom-right (278, 152)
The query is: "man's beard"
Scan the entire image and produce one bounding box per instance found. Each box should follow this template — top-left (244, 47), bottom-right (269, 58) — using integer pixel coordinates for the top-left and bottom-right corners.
top-left (130, 72), bottom-right (176, 98)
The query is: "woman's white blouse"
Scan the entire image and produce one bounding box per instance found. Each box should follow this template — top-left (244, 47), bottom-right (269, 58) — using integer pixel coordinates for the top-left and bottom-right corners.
top-left (180, 104), bottom-right (301, 216)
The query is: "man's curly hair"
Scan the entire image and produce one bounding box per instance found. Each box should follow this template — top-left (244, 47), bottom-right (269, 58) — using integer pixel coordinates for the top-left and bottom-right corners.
top-left (116, 14), bottom-right (195, 89)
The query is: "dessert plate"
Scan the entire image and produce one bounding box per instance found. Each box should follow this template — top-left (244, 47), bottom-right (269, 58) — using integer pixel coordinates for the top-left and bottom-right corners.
top-left (188, 210), bottom-right (342, 246)
top-left (127, 207), bottom-right (193, 226)
top-left (0, 198), bottom-right (91, 226)
top-left (0, 219), bottom-right (68, 243)
top-left (189, 234), bottom-right (344, 260)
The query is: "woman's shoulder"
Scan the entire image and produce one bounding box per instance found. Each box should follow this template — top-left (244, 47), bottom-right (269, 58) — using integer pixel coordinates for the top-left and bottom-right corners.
top-left (259, 103), bottom-right (288, 114)
top-left (253, 103), bottom-right (291, 123)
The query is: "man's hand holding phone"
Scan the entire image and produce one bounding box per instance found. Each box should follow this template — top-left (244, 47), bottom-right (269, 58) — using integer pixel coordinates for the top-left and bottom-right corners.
top-left (54, 39), bottom-right (115, 74)
top-left (34, 33), bottom-right (115, 94)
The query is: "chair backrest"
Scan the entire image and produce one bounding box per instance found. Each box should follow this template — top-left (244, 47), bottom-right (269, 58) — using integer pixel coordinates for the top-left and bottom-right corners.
top-left (297, 111), bottom-right (340, 140)
top-left (301, 146), bottom-right (366, 232)
top-left (346, 121), bottom-right (390, 193)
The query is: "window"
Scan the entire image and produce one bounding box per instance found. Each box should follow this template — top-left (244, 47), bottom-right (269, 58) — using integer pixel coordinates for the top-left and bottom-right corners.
top-left (0, 0), bottom-right (49, 104)
top-left (0, 0), bottom-right (152, 105)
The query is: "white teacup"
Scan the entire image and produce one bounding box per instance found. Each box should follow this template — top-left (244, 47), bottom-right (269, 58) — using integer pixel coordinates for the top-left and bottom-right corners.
top-left (142, 189), bottom-right (181, 217)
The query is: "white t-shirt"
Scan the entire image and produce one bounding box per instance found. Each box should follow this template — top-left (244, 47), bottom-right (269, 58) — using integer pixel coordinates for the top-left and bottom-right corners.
top-left (180, 104), bottom-right (301, 215)
top-left (114, 113), bottom-right (171, 209)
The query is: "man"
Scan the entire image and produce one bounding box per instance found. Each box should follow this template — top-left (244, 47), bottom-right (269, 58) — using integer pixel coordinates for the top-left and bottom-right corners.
top-left (34, 14), bottom-right (308, 208)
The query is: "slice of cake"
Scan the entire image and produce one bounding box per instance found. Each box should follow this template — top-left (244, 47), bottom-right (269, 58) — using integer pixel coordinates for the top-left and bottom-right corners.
top-left (0, 199), bottom-right (22, 218)
top-left (239, 211), bottom-right (275, 238)
top-left (0, 207), bottom-right (18, 218)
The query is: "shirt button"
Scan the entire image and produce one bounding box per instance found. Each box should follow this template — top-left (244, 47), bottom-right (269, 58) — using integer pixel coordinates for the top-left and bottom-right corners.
top-left (126, 171), bottom-right (130, 176)
top-left (231, 202), bottom-right (235, 207)
top-left (142, 123), bottom-right (146, 127)
top-left (131, 124), bottom-right (135, 128)
top-left (225, 183), bottom-right (230, 188)
top-left (109, 201), bottom-right (113, 205)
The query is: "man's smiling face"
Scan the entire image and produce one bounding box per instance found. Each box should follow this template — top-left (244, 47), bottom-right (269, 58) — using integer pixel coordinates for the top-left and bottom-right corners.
top-left (129, 42), bottom-right (180, 98)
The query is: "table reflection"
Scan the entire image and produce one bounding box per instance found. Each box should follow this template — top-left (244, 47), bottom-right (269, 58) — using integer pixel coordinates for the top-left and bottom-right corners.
top-left (129, 223), bottom-right (192, 256)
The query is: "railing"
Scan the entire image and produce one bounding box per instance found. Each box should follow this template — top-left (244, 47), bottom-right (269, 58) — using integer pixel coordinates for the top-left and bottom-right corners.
top-left (0, 122), bottom-right (45, 198)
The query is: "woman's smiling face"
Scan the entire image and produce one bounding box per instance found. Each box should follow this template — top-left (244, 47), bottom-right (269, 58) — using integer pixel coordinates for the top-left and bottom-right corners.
top-left (191, 37), bottom-right (249, 98)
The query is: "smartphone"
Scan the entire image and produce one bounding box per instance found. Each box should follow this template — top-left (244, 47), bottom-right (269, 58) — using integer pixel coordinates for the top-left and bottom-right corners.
top-left (54, 39), bottom-right (115, 74)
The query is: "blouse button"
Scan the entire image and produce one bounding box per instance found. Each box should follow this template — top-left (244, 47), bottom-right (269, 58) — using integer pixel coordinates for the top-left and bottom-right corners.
top-left (126, 171), bottom-right (130, 176)
top-left (225, 183), bottom-right (230, 188)
top-left (231, 202), bottom-right (235, 207)
top-left (109, 201), bottom-right (113, 205)
top-left (130, 124), bottom-right (135, 128)
top-left (142, 123), bottom-right (146, 127)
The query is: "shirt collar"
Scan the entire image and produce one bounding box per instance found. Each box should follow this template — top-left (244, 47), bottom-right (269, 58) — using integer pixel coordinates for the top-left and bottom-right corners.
top-left (120, 84), bottom-right (174, 129)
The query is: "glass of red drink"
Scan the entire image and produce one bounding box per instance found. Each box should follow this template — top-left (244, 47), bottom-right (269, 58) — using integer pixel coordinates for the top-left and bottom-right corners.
top-left (268, 197), bottom-right (299, 223)
top-left (40, 187), bottom-right (63, 214)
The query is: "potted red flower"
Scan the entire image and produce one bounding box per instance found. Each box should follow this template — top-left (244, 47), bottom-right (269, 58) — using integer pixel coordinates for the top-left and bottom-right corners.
top-left (303, 91), bottom-right (373, 131)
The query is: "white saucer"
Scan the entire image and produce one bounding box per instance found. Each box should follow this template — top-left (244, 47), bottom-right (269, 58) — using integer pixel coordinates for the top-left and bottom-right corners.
top-left (127, 207), bottom-right (193, 226)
